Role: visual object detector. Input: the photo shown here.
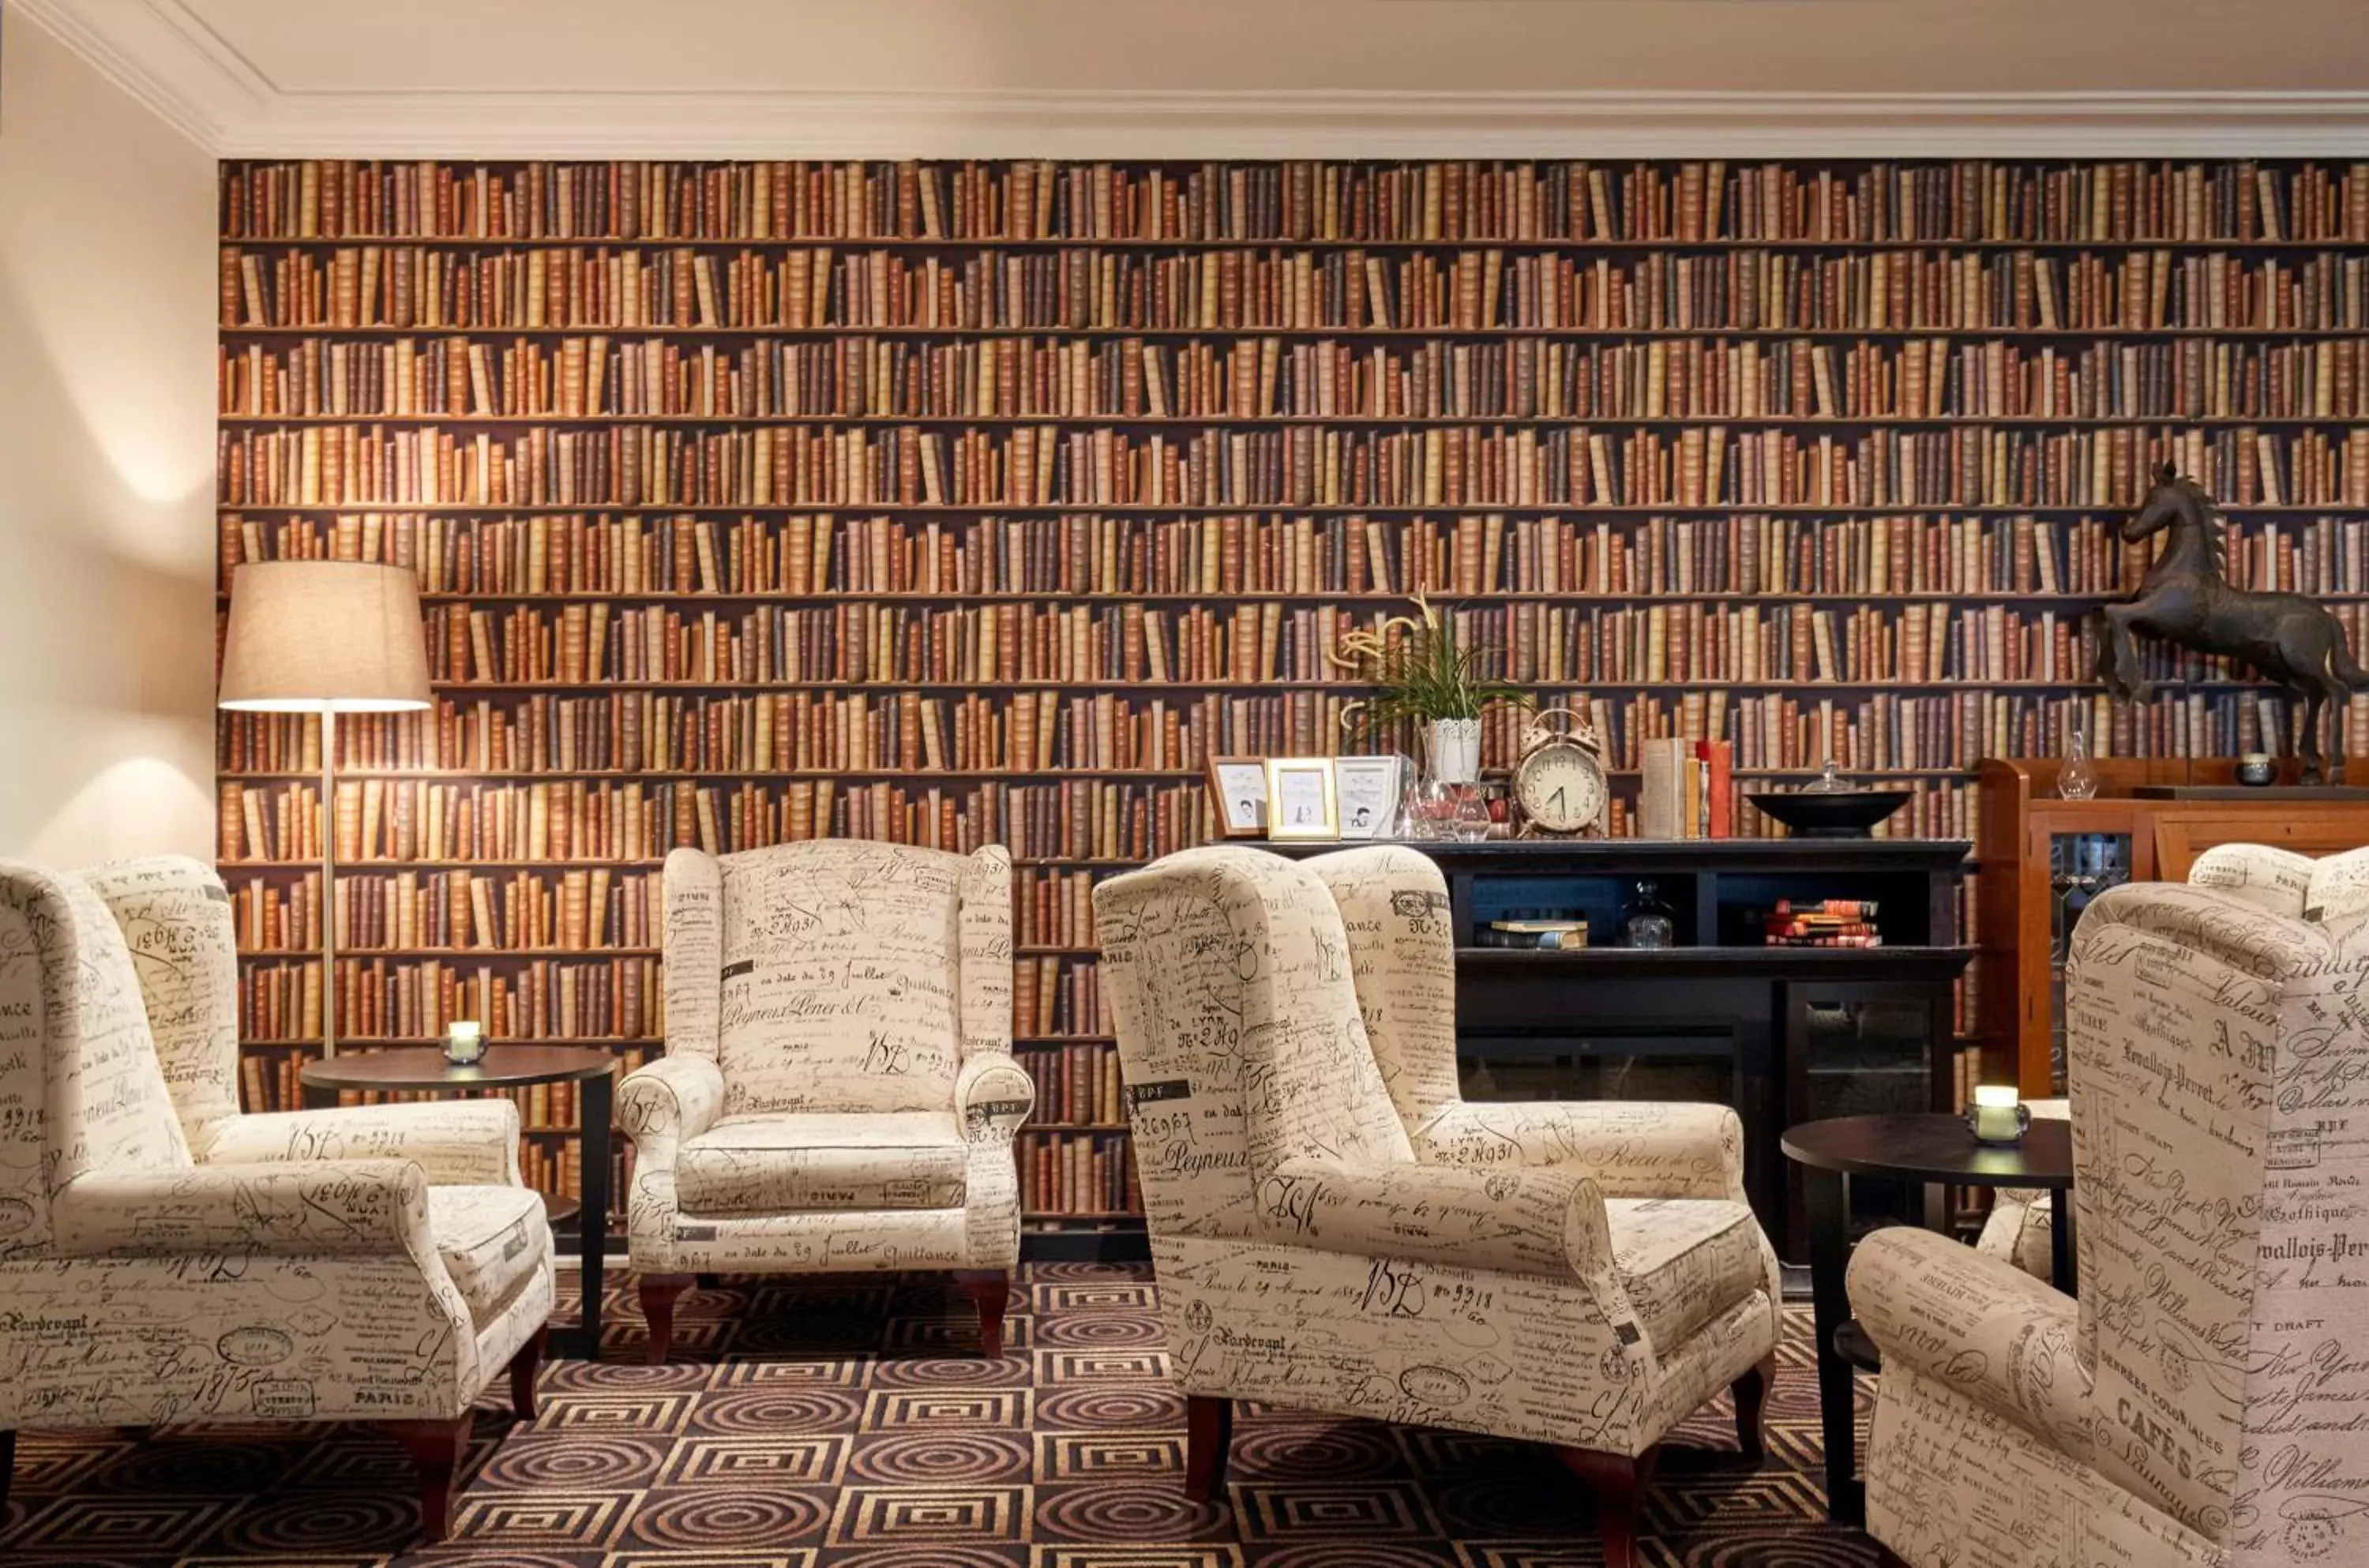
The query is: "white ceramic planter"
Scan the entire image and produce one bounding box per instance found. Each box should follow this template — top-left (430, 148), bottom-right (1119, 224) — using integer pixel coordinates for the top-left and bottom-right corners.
top-left (1427, 716), bottom-right (1482, 785)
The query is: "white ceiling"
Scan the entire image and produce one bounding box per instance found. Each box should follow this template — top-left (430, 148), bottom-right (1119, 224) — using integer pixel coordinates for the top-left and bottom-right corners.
top-left (13, 0), bottom-right (2369, 156)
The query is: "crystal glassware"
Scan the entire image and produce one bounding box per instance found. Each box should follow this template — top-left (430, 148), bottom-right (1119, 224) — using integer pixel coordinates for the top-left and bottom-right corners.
top-left (2058, 713), bottom-right (2099, 800)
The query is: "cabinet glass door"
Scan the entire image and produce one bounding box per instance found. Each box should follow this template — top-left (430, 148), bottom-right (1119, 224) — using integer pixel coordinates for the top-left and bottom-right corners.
top-left (2048, 832), bottom-right (2131, 1094)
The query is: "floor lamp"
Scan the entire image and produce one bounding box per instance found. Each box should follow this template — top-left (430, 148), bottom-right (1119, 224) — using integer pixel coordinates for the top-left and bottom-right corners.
top-left (219, 561), bottom-right (432, 1057)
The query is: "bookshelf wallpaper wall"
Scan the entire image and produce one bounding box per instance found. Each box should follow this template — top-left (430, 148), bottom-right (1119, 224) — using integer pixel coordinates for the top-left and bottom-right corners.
top-left (215, 156), bottom-right (2369, 1238)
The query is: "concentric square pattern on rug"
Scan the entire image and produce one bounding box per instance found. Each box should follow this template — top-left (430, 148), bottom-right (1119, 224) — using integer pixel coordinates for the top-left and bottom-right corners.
top-left (0, 1266), bottom-right (1876, 1567)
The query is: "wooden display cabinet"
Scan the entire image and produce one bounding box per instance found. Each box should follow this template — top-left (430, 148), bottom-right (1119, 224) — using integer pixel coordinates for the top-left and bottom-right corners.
top-left (1975, 756), bottom-right (2369, 1096)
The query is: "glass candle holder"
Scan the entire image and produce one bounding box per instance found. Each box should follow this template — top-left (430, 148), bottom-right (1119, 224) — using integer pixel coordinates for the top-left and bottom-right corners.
top-left (443, 1020), bottom-right (487, 1067)
top-left (1449, 784), bottom-right (1494, 842)
top-left (1965, 1083), bottom-right (2030, 1145)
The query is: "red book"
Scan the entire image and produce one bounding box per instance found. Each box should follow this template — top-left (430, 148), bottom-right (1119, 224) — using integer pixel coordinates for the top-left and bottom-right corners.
top-left (1695, 739), bottom-right (1733, 838)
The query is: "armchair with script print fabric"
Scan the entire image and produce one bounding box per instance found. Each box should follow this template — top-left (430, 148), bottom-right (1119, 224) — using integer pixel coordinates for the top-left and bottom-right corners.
top-left (0, 859), bottom-right (554, 1542)
top-left (1853, 880), bottom-right (2369, 1568)
top-left (623, 841), bottom-right (1030, 1361)
top-left (1980, 842), bottom-right (2369, 1281)
top-left (1094, 845), bottom-right (1779, 1568)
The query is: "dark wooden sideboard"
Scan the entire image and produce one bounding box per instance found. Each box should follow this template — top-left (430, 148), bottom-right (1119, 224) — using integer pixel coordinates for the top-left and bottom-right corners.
top-left (1263, 839), bottom-right (1973, 1259)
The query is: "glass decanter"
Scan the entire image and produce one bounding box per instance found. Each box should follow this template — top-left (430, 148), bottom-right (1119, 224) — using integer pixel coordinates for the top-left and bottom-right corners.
top-left (1620, 880), bottom-right (1676, 949)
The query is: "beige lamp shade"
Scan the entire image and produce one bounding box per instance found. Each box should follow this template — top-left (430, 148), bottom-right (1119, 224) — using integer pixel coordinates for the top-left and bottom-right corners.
top-left (219, 561), bottom-right (433, 712)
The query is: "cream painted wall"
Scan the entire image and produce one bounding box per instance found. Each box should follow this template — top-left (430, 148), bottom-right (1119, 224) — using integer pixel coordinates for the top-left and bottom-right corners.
top-left (0, 17), bottom-right (217, 864)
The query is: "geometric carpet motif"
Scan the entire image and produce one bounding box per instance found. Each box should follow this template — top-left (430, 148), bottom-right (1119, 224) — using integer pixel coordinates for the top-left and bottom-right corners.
top-left (0, 1266), bottom-right (1883, 1566)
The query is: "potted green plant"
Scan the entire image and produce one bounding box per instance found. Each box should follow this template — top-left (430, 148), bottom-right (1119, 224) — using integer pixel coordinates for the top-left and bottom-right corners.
top-left (1331, 595), bottom-right (1529, 784)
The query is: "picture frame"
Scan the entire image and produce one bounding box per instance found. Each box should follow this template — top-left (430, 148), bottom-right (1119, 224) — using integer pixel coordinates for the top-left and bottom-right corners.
top-left (1335, 755), bottom-right (1409, 841)
top-left (1205, 756), bottom-right (1270, 838)
top-left (1263, 757), bottom-right (1340, 842)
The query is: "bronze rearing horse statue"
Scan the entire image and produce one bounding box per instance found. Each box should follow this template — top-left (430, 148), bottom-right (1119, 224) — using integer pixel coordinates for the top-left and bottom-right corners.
top-left (2101, 463), bottom-right (2369, 784)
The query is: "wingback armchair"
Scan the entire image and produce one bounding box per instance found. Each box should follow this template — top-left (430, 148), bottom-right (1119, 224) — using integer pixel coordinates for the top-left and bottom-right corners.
top-left (1979, 842), bottom-right (2367, 1278)
top-left (622, 840), bottom-right (1033, 1361)
top-left (1852, 879), bottom-right (2369, 1568)
top-left (0, 857), bottom-right (554, 1540)
top-left (1094, 845), bottom-right (1780, 1568)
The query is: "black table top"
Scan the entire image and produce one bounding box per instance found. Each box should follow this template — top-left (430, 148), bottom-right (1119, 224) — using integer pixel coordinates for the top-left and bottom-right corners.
top-left (1256, 838), bottom-right (1973, 869)
top-left (299, 1044), bottom-right (620, 1091)
top-left (1781, 1112), bottom-right (2072, 1187)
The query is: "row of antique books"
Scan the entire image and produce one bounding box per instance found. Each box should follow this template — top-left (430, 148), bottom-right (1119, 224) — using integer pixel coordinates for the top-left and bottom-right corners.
top-left (209, 767), bottom-right (1989, 853)
top-left (220, 239), bottom-right (2369, 336)
top-left (231, 866), bottom-right (663, 954)
top-left (218, 775), bottom-right (1230, 865)
top-left (225, 863), bottom-right (1106, 954)
top-left (384, 595), bottom-right (2347, 690)
top-left (236, 954), bottom-right (658, 1042)
top-left (220, 330), bottom-right (2369, 426)
top-left (1018, 1131), bottom-right (1139, 1218)
top-left (216, 509), bottom-right (2369, 602)
top-left (218, 158), bottom-right (2369, 248)
top-left (1016, 1041), bottom-right (1123, 1126)
top-left (213, 687), bottom-right (2341, 805)
top-left (214, 420), bottom-right (2369, 511)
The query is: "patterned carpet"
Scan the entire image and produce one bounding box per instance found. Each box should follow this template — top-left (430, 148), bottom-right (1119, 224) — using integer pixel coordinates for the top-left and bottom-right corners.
top-left (0, 1266), bottom-right (1880, 1567)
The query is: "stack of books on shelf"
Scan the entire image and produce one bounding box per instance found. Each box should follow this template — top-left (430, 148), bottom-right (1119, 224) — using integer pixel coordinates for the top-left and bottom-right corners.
top-left (1762, 898), bottom-right (1882, 948)
top-left (1639, 737), bottom-right (1736, 838)
top-left (1476, 913), bottom-right (1590, 950)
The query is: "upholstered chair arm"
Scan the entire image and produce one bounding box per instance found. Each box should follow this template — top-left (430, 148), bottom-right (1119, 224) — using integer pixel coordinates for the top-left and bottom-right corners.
top-left (1415, 1100), bottom-right (1747, 1202)
top-left (201, 1100), bottom-right (524, 1185)
top-left (618, 1053), bottom-right (726, 1166)
top-left (1257, 1154), bottom-right (1610, 1281)
top-left (955, 1049), bottom-right (1034, 1139)
top-left (1849, 1225), bottom-right (2093, 1461)
top-left (2184, 842), bottom-right (2315, 917)
top-left (51, 1160), bottom-right (435, 1259)
top-left (2074, 882), bottom-right (2332, 981)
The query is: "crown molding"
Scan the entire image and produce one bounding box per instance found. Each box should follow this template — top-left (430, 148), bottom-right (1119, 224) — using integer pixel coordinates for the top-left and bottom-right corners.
top-left (15, 1), bottom-right (2369, 158)
top-left (6, 0), bottom-right (268, 148)
top-left (217, 88), bottom-right (2369, 159)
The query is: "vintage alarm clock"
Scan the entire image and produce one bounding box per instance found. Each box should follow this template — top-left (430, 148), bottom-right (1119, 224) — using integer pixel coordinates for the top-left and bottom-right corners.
top-left (1512, 706), bottom-right (1610, 837)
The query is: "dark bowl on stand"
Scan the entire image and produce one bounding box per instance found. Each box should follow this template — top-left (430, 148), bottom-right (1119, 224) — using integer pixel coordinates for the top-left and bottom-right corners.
top-left (1746, 789), bottom-right (1913, 838)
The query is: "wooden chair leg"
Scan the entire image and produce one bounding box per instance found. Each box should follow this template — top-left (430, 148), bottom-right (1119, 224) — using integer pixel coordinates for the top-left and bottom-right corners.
top-left (952, 1269), bottom-right (1010, 1358)
top-left (1184, 1394), bottom-right (1233, 1502)
top-left (696, 1272), bottom-right (721, 1289)
top-left (638, 1273), bottom-right (695, 1365)
top-left (506, 1327), bottom-right (546, 1421)
top-left (0, 1428), bottom-right (14, 1512)
top-left (1555, 1443), bottom-right (1660, 1568)
top-left (1732, 1353), bottom-right (1777, 1462)
top-left (387, 1415), bottom-right (472, 1543)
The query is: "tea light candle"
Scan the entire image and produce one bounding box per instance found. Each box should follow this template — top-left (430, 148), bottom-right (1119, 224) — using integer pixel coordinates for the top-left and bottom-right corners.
top-left (1968, 1083), bottom-right (2027, 1145)
top-left (443, 1019), bottom-right (486, 1067)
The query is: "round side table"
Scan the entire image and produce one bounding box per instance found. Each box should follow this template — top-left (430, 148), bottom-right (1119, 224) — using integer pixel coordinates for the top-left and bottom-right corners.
top-left (1780, 1112), bottom-right (2074, 1527)
top-left (300, 1045), bottom-right (619, 1360)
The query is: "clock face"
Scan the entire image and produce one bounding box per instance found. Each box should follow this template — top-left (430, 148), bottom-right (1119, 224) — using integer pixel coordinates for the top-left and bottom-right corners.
top-left (1517, 744), bottom-right (1609, 833)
